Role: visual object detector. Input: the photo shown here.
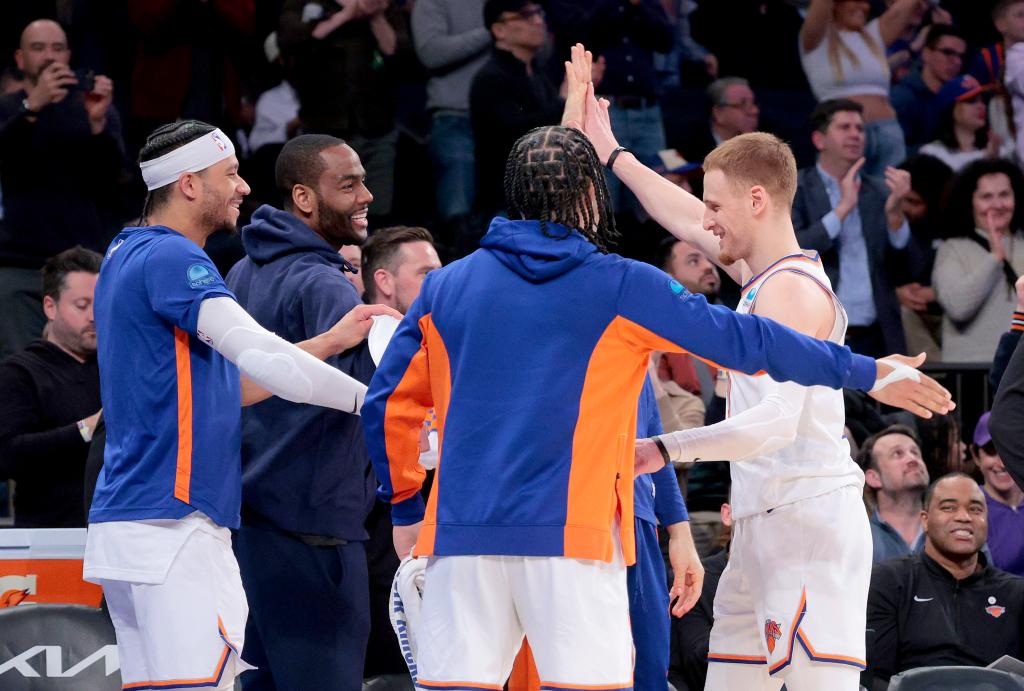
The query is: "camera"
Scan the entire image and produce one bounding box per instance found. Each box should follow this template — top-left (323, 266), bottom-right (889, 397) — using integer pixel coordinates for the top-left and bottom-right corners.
top-left (73, 68), bottom-right (95, 92)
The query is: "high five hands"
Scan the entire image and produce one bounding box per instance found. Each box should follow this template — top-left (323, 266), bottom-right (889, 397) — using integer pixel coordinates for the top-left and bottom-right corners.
top-left (561, 44), bottom-right (619, 164)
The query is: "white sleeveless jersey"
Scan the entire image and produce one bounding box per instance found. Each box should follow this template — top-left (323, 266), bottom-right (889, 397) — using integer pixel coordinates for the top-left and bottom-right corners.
top-left (727, 253), bottom-right (864, 519)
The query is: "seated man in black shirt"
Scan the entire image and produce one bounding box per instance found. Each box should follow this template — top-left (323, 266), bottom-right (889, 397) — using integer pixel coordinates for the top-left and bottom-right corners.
top-left (866, 473), bottom-right (1024, 683)
top-left (0, 246), bottom-right (102, 527)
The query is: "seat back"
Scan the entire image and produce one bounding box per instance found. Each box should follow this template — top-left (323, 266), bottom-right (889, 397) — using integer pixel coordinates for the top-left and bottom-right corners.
top-left (887, 665), bottom-right (1024, 691)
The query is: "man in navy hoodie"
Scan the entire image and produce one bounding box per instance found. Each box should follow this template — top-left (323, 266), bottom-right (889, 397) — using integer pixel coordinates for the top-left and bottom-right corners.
top-left (226, 134), bottom-right (389, 691)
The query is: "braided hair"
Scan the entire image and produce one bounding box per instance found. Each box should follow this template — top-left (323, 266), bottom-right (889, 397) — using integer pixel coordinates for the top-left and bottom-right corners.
top-left (138, 120), bottom-right (218, 224)
top-left (503, 125), bottom-right (618, 253)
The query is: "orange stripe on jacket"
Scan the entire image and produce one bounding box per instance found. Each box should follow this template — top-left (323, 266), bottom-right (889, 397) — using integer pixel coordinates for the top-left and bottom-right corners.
top-left (566, 317), bottom-right (648, 564)
top-left (417, 315), bottom-right (452, 556)
top-left (382, 314), bottom-right (452, 557)
top-left (173, 327), bottom-right (193, 504)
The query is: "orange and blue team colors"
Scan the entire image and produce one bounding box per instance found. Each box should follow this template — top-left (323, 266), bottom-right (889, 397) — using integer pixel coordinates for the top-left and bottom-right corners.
top-left (362, 218), bottom-right (878, 564)
top-left (90, 226), bottom-right (242, 529)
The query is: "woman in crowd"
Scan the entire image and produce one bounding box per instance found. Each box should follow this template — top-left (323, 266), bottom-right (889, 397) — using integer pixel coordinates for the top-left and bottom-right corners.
top-left (932, 158), bottom-right (1024, 362)
top-left (920, 76), bottom-right (1011, 172)
top-left (800, 0), bottom-right (927, 175)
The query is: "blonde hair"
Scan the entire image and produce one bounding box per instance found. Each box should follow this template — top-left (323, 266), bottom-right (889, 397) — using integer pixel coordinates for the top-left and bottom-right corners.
top-left (827, 21), bottom-right (889, 84)
top-left (702, 133), bottom-right (798, 210)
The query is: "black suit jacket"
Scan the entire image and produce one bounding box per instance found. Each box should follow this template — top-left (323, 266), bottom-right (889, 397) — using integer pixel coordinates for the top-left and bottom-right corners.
top-left (792, 166), bottom-right (907, 354)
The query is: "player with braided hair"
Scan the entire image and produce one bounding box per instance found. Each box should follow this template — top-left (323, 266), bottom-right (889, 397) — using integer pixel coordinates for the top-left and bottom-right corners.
top-left (502, 124), bottom-right (618, 253)
top-left (84, 120), bottom-right (397, 690)
top-left (363, 73), bottom-right (952, 688)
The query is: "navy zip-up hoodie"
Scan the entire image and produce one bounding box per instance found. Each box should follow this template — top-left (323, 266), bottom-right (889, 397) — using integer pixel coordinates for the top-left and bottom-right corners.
top-left (226, 204), bottom-right (375, 540)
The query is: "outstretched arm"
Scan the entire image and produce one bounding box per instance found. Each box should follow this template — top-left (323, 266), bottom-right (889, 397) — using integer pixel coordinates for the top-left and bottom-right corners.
top-left (197, 297), bottom-right (375, 413)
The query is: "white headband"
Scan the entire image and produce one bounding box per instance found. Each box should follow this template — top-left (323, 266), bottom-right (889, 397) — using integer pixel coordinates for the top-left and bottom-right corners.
top-left (140, 129), bottom-right (236, 191)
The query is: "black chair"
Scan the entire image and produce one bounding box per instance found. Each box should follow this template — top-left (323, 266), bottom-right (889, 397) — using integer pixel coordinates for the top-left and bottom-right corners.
top-left (0, 604), bottom-right (121, 690)
top-left (887, 665), bottom-right (1024, 690)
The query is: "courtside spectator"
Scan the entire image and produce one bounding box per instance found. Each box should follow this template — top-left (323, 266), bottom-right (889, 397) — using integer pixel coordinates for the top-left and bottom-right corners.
top-left (0, 247), bottom-right (101, 527)
top-left (861, 425), bottom-right (929, 563)
top-left (920, 76), bottom-right (1012, 172)
top-left (891, 154), bottom-right (953, 360)
top-left (359, 225), bottom-right (441, 677)
top-left (411, 0), bottom-right (490, 222)
top-left (0, 19), bottom-right (123, 359)
top-left (792, 99), bottom-right (910, 357)
top-left (932, 158), bottom-right (1024, 363)
top-left (973, 412), bottom-right (1024, 576)
top-left (470, 0), bottom-right (565, 218)
top-left (361, 225), bottom-right (441, 311)
top-left (547, 0), bottom-right (674, 213)
top-left (867, 473), bottom-right (1024, 682)
top-left (340, 244), bottom-right (365, 297)
top-left (678, 77), bottom-right (759, 165)
top-left (968, 0), bottom-right (1024, 150)
top-left (799, 0), bottom-right (925, 175)
top-left (891, 24), bottom-right (968, 152)
top-left (280, 0), bottom-right (407, 221)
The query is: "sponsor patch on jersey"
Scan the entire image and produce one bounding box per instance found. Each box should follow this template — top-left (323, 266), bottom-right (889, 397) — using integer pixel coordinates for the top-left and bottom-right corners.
top-left (668, 279), bottom-right (685, 295)
top-left (764, 618), bottom-right (782, 653)
top-left (187, 263), bottom-right (218, 289)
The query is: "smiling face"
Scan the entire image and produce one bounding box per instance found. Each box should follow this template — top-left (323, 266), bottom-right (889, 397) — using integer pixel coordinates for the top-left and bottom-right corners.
top-left (923, 476), bottom-right (988, 559)
top-left (977, 443), bottom-right (1016, 495)
top-left (312, 144), bottom-right (373, 246)
top-left (197, 155), bottom-right (249, 234)
top-left (973, 172), bottom-right (1015, 232)
top-left (701, 169), bottom-right (755, 266)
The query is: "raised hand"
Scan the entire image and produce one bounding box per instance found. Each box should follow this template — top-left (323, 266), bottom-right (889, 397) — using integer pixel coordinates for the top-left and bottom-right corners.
top-left (561, 43), bottom-right (593, 130)
top-left (836, 157), bottom-right (864, 220)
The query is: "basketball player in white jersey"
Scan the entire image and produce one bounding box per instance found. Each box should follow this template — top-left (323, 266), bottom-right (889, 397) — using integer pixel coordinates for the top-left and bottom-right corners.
top-left (564, 45), bottom-right (954, 690)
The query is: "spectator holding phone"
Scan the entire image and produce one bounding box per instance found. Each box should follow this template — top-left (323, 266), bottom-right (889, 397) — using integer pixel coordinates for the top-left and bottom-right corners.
top-left (0, 18), bottom-right (124, 359)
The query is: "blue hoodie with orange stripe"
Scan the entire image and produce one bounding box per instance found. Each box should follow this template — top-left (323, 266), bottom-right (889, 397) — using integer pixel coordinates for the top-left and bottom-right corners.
top-left (362, 218), bottom-right (877, 565)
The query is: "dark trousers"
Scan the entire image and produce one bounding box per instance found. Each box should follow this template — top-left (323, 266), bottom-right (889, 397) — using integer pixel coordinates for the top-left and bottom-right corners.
top-left (234, 523), bottom-right (370, 691)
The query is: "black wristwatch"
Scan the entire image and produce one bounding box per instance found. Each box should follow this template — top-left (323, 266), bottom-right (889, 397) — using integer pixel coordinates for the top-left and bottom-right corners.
top-left (20, 98), bottom-right (39, 117)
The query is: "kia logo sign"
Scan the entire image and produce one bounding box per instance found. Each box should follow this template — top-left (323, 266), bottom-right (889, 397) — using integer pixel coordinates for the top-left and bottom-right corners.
top-left (0, 645), bottom-right (119, 678)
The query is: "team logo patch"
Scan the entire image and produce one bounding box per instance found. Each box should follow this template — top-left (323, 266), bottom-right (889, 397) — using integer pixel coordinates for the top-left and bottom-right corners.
top-left (764, 619), bottom-right (782, 653)
top-left (187, 263), bottom-right (217, 289)
top-left (986, 597), bottom-right (1006, 618)
top-left (211, 132), bottom-right (227, 152)
top-left (668, 279), bottom-right (685, 295)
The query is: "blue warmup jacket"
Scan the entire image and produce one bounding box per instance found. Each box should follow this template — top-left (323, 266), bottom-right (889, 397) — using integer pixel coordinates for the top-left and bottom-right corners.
top-left (362, 218), bottom-right (876, 564)
top-left (226, 205), bottom-right (376, 540)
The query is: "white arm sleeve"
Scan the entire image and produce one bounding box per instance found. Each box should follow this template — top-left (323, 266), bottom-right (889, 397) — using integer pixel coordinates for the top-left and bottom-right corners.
top-left (657, 380), bottom-right (806, 463)
top-left (197, 296), bottom-right (367, 414)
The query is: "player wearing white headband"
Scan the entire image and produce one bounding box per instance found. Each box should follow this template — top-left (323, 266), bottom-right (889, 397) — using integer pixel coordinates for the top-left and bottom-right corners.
top-left (84, 120), bottom-right (392, 691)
